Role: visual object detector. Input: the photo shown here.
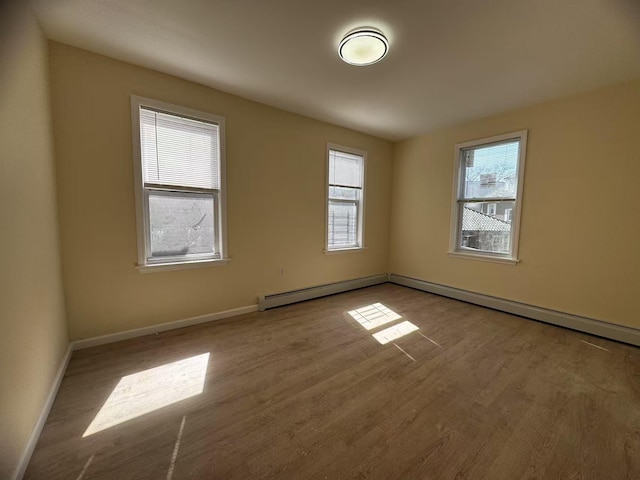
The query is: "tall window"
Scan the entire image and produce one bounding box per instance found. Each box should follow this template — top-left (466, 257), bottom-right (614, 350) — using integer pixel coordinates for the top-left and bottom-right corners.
top-left (449, 130), bottom-right (527, 263)
top-left (131, 96), bottom-right (227, 269)
top-left (326, 145), bottom-right (366, 251)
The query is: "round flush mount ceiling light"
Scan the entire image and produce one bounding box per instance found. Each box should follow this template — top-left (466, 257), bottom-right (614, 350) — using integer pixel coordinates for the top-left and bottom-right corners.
top-left (338, 28), bottom-right (389, 66)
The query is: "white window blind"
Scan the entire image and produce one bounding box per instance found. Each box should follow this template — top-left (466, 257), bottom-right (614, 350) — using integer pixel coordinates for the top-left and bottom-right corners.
top-left (140, 108), bottom-right (220, 190)
top-left (329, 150), bottom-right (363, 188)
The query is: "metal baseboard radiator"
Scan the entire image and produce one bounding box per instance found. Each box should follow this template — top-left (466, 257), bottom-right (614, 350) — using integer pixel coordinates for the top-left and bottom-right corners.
top-left (389, 273), bottom-right (640, 347)
top-left (258, 274), bottom-right (389, 311)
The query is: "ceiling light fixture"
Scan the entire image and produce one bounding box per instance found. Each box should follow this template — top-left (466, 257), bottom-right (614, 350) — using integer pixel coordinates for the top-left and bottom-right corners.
top-left (338, 28), bottom-right (389, 66)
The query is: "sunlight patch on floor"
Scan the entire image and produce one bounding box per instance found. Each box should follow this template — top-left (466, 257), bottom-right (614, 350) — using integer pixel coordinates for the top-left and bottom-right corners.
top-left (83, 353), bottom-right (209, 437)
top-left (372, 321), bottom-right (419, 345)
top-left (348, 303), bottom-right (402, 330)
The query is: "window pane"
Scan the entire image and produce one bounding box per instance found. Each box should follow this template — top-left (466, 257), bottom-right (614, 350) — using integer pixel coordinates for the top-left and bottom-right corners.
top-left (462, 140), bottom-right (519, 199)
top-left (460, 201), bottom-right (515, 254)
top-left (148, 190), bottom-right (216, 258)
top-left (329, 186), bottom-right (359, 200)
top-left (328, 201), bottom-right (358, 248)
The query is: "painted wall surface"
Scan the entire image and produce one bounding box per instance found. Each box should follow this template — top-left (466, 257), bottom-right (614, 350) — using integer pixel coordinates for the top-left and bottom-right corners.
top-left (0, 3), bottom-right (69, 478)
top-left (390, 80), bottom-right (640, 329)
top-left (49, 42), bottom-right (393, 340)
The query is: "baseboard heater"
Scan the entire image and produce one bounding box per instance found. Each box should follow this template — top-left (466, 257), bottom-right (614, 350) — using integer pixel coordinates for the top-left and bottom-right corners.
top-left (389, 273), bottom-right (640, 347)
top-left (258, 274), bottom-right (389, 311)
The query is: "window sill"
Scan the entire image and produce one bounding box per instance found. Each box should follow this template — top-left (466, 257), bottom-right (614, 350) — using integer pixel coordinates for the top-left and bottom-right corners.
top-left (448, 251), bottom-right (519, 265)
top-left (136, 258), bottom-right (230, 273)
top-left (324, 246), bottom-right (367, 255)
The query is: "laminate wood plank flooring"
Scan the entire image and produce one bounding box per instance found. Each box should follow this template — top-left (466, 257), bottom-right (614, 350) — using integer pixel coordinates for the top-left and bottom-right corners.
top-left (25, 284), bottom-right (640, 479)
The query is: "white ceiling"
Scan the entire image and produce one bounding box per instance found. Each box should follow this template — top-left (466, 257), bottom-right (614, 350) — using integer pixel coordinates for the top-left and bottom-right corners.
top-left (30, 0), bottom-right (640, 140)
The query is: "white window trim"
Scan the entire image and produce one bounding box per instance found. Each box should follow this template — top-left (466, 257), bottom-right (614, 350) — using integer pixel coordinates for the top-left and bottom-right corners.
top-left (130, 95), bottom-right (228, 270)
top-left (323, 246), bottom-right (368, 255)
top-left (325, 143), bottom-right (367, 253)
top-left (448, 130), bottom-right (527, 264)
top-left (136, 258), bottom-right (230, 273)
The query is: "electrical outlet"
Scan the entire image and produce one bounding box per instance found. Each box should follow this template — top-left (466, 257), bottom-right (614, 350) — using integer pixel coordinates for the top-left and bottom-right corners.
top-left (278, 268), bottom-right (284, 276)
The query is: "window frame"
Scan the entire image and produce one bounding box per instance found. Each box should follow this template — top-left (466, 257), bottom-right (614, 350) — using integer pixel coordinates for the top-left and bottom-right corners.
top-left (130, 96), bottom-right (228, 271)
top-left (325, 143), bottom-right (367, 253)
top-left (448, 130), bottom-right (528, 265)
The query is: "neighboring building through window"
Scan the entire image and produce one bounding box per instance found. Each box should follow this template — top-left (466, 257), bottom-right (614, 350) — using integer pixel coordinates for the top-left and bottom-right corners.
top-left (449, 130), bottom-right (527, 263)
top-left (131, 96), bottom-right (227, 269)
top-left (326, 145), bottom-right (366, 251)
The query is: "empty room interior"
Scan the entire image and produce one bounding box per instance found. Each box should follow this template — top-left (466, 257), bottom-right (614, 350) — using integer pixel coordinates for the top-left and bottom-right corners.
top-left (2, 0), bottom-right (640, 478)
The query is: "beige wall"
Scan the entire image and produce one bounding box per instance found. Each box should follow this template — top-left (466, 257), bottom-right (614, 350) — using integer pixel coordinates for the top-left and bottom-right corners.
top-left (0, 3), bottom-right (69, 478)
top-left (390, 80), bottom-right (640, 329)
top-left (48, 42), bottom-right (393, 341)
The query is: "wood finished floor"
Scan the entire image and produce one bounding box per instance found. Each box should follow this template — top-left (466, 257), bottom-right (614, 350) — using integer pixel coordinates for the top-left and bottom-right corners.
top-left (25, 284), bottom-right (640, 479)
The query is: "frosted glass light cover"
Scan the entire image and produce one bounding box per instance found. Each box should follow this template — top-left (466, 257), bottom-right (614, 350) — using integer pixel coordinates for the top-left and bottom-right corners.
top-left (339, 29), bottom-right (388, 66)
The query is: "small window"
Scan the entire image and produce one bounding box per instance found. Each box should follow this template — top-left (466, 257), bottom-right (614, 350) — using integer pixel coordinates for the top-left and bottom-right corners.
top-left (504, 208), bottom-right (513, 222)
top-left (131, 96), bottom-right (227, 269)
top-left (326, 145), bottom-right (366, 251)
top-left (449, 130), bottom-right (527, 263)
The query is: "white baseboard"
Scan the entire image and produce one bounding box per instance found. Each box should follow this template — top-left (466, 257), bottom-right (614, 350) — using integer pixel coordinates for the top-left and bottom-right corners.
top-left (12, 344), bottom-right (73, 480)
top-left (258, 274), bottom-right (390, 311)
top-left (389, 274), bottom-right (640, 346)
top-left (71, 304), bottom-right (258, 350)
